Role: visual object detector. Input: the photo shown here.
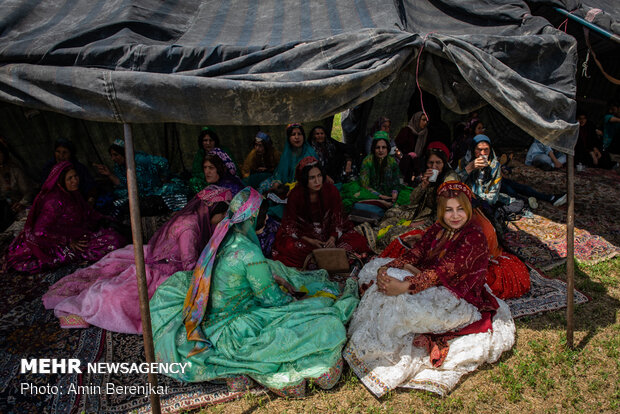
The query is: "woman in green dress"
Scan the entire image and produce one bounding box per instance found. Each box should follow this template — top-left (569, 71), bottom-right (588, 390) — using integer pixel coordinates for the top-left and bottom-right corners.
top-left (150, 187), bottom-right (359, 397)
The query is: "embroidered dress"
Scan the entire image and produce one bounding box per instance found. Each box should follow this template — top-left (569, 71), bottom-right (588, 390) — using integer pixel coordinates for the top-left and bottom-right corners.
top-left (150, 188), bottom-right (358, 396)
top-left (344, 221), bottom-right (515, 397)
top-left (42, 185), bottom-right (232, 333)
top-left (272, 181), bottom-right (370, 268)
top-left (6, 162), bottom-right (125, 273)
top-left (113, 151), bottom-right (188, 211)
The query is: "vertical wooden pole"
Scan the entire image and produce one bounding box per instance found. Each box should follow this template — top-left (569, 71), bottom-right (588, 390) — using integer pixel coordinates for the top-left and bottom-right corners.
top-left (123, 124), bottom-right (162, 413)
top-left (566, 154), bottom-right (575, 349)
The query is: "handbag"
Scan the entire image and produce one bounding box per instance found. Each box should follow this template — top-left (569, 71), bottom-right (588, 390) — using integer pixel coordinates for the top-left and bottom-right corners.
top-left (303, 248), bottom-right (350, 274)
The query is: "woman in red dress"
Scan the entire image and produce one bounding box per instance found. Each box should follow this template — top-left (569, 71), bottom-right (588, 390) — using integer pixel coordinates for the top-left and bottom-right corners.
top-left (272, 157), bottom-right (371, 268)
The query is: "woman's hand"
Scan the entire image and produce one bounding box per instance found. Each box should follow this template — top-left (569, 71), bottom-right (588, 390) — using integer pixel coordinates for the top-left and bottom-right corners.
top-left (323, 236), bottom-right (336, 248)
top-left (420, 169), bottom-right (434, 188)
top-left (473, 156), bottom-right (488, 170)
top-left (273, 275), bottom-right (296, 295)
top-left (377, 270), bottom-right (409, 296)
top-left (93, 163), bottom-right (111, 176)
top-left (302, 236), bottom-right (324, 249)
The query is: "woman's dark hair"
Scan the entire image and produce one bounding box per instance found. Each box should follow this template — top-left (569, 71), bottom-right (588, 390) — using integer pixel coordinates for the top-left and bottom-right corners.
top-left (370, 137), bottom-right (391, 155)
top-left (298, 163), bottom-right (325, 189)
top-left (297, 163), bottom-right (326, 223)
top-left (108, 144), bottom-right (125, 156)
top-left (424, 147), bottom-right (449, 182)
top-left (203, 153), bottom-right (227, 180)
top-left (58, 167), bottom-right (76, 191)
top-left (55, 139), bottom-right (76, 159)
top-left (256, 199), bottom-right (269, 230)
top-left (286, 124), bottom-right (306, 145)
top-left (308, 126), bottom-right (327, 144)
top-left (197, 128), bottom-right (220, 149)
top-left (211, 201), bottom-right (229, 216)
top-left (370, 138), bottom-right (391, 186)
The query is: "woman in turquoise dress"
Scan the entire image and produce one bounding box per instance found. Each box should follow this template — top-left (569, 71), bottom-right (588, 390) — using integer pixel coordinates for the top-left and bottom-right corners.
top-left (150, 187), bottom-right (359, 397)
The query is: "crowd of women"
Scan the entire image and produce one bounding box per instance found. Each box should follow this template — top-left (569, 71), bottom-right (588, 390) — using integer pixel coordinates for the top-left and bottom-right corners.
top-left (1, 112), bottom-right (573, 398)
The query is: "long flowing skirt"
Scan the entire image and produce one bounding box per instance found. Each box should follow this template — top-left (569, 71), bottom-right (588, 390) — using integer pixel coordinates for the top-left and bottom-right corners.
top-left (150, 261), bottom-right (359, 396)
top-left (42, 244), bottom-right (178, 333)
top-left (344, 258), bottom-right (515, 397)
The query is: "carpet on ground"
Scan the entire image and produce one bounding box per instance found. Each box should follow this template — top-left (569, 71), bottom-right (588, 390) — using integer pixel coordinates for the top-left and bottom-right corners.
top-left (0, 265), bottom-right (261, 414)
top-left (505, 266), bottom-right (589, 319)
top-left (503, 213), bottom-right (619, 271)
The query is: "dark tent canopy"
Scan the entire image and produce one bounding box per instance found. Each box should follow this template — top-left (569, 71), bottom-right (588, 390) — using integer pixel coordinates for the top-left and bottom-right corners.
top-left (0, 0), bottom-right (584, 158)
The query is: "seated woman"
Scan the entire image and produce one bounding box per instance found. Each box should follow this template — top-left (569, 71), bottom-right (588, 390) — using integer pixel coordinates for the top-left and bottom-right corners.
top-left (341, 131), bottom-right (402, 219)
top-left (395, 112), bottom-right (429, 183)
top-left (455, 134), bottom-right (501, 206)
top-left (307, 126), bottom-right (346, 181)
top-left (94, 139), bottom-right (188, 216)
top-left (42, 185), bottom-right (233, 332)
top-left (190, 127), bottom-right (238, 194)
top-left (344, 181), bottom-right (515, 397)
top-left (201, 148), bottom-right (245, 195)
top-left (260, 123), bottom-right (317, 192)
top-left (377, 142), bottom-right (458, 250)
top-left (241, 131), bottom-right (281, 188)
top-left (5, 161), bottom-right (126, 274)
top-left (272, 157), bottom-right (371, 268)
top-left (0, 139), bottom-right (35, 232)
top-left (150, 187), bottom-right (359, 397)
top-left (40, 138), bottom-right (97, 203)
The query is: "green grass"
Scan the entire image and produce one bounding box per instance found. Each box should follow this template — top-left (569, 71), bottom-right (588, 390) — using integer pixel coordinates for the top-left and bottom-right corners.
top-left (197, 256), bottom-right (620, 414)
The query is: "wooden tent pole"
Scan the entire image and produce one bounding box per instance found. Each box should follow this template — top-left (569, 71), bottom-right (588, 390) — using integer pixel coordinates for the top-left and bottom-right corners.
top-left (123, 123), bottom-right (162, 413)
top-left (566, 154), bottom-right (575, 348)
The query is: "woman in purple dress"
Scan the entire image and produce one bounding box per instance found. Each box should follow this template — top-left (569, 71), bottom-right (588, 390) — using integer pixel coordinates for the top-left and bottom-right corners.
top-left (5, 161), bottom-right (125, 273)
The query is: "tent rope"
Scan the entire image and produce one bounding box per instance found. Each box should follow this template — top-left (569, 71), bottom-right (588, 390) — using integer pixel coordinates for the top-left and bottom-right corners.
top-left (415, 32), bottom-right (435, 122)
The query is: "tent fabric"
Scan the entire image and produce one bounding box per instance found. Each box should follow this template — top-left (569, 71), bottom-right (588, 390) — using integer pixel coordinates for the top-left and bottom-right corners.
top-left (0, 0), bottom-right (591, 153)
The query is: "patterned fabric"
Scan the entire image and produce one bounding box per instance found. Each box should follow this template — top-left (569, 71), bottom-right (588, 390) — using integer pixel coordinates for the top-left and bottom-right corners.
top-left (6, 161), bottom-right (125, 273)
top-left (190, 147), bottom-right (241, 194)
top-left (455, 149), bottom-right (502, 205)
top-left (150, 253), bottom-right (358, 392)
top-left (345, 258), bottom-right (515, 397)
top-left (359, 154), bottom-right (401, 196)
top-left (388, 221), bottom-right (498, 312)
top-left (182, 187), bottom-right (262, 355)
top-left (42, 185), bottom-right (232, 334)
top-left (272, 181), bottom-right (370, 268)
top-left (272, 136), bottom-right (317, 185)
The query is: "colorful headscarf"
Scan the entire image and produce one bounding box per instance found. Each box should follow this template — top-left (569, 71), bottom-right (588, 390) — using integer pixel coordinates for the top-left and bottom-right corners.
top-left (373, 130), bottom-right (389, 141)
top-left (273, 124), bottom-right (317, 184)
top-left (182, 187), bottom-right (263, 356)
top-left (255, 131), bottom-right (271, 144)
top-left (437, 180), bottom-right (473, 201)
top-left (295, 156), bottom-right (319, 181)
top-left (24, 161), bottom-right (75, 235)
top-left (208, 147), bottom-right (237, 177)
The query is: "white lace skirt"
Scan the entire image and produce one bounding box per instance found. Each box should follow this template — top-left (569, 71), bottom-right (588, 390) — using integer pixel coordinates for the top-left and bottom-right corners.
top-left (344, 258), bottom-right (515, 397)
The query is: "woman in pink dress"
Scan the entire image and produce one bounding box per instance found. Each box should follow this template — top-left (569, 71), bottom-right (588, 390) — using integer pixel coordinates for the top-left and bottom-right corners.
top-left (5, 161), bottom-right (125, 273)
top-left (42, 152), bottom-right (241, 333)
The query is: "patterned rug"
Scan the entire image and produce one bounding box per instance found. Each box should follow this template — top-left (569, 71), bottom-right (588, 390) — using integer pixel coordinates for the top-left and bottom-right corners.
top-left (505, 267), bottom-right (589, 319)
top-left (0, 265), bottom-right (260, 414)
top-left (499, 156), bottom-right (620, 270)
top-left (503, 213), bottom-right (620, 271)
